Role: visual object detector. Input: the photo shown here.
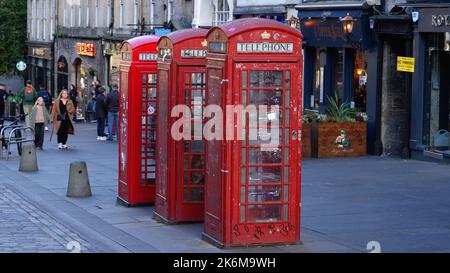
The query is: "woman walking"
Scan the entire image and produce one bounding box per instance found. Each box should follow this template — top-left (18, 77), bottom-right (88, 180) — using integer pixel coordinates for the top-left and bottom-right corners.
top-left (50, 89), bottom-right (75, 149)
top-left (30, 97), bottom-right (50, 150)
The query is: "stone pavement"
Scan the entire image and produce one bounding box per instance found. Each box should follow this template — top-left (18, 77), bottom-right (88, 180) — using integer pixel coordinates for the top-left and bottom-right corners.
top-left (0, 122), bottom-right (450, 253)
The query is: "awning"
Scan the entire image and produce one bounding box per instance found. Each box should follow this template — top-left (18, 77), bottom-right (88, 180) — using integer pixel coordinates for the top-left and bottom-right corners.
top-left (297, 9), bottom-right (363, 20)
top-left (233, 5), bottom-right (287, 16)
top-left (296, 1), bottom-right (369, 11)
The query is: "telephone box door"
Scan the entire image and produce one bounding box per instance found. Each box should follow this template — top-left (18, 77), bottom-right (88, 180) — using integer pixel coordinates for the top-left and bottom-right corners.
top-left (176, 66), bottom-right (207, 221)
top-left (231, 63), bottom-right (300, 244)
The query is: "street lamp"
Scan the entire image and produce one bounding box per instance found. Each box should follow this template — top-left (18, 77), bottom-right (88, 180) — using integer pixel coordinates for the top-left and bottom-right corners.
top-left (340, 13), bottom-right (356, 36)
top-left (286, 16), bottom-right (300, 29)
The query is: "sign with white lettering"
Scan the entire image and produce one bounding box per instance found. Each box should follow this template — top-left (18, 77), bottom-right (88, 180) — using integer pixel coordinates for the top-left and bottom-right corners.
top-left (418, 8), bottom-right (450, 32)
top-left (76, 42), bottom-right (96, 57)
top-left (139, 53), bottom-right (158, 61)
top-left (181, 49), bottom-right (207, 58)
top-left (237, 43), bottom-right (294, 53)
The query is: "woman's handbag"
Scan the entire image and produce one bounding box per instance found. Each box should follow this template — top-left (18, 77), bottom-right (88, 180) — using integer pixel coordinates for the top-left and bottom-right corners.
top-left (57, 113), bottom-right (66, 121)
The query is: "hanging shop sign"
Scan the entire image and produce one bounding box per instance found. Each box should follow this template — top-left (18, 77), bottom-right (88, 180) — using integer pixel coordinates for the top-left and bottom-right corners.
top-left (76, 42), bottom-right (96, 57)
top-left (397, 56), bottom-right (415, 73)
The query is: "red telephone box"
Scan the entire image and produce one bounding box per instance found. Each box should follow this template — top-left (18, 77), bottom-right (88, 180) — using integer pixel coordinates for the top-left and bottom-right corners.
top-left (154, 28), bottom-right (209, 223)
top-left (203, 18), bottom-right (303, 247)
top-left (118, 35), bottom-right (160, 206)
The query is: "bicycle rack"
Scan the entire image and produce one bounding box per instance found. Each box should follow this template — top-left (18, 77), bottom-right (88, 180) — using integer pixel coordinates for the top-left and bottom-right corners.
top-left (0, 125), bottom-right (35, 160)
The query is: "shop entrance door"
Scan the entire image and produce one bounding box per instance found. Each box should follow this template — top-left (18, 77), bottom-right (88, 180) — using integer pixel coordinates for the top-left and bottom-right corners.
top-left (176, 67), bottom-right (206, 221)
top-left (231, 63), bottom-right (300, 244)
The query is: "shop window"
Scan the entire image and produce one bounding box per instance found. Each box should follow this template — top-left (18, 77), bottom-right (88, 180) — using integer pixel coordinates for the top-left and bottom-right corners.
top-left (334, 50), bottom-right (344, 101)
top-left (353, 50), bottom-right (368, 112)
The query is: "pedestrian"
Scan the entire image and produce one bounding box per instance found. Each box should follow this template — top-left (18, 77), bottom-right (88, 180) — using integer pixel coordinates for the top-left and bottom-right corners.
top-left (50, 89), bottom-right (75, 149)
top-left (105, 84), bottom-right (119, 141)
top-left (95, 87), bottom-right (108, 141)
top-left (37, 84), bottom-right (52, 131)
top-left (30, 97), bottom-right (50, 150)
top-left (94, 80), bottom-right (102, 98)
top-left (69, 84), bottom-right (78, 121)
top-left (0, 84), bottom-right (6, 118)
top-left (6, 91), bottom-right (16, 117)
top-left (18, 80), bottom-right (37, 126)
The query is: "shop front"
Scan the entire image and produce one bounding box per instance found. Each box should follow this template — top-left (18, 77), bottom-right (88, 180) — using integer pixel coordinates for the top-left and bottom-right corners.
top-left (405, 3), bottom-right (450, 161)
top-left (27, 44), bottom-right (54, 95)
top-left (296, 3), bottom-right (380, 155)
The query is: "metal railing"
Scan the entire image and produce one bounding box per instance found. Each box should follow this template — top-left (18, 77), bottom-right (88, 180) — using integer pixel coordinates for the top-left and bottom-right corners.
top-left (212, 11), bottom-right (231, 26)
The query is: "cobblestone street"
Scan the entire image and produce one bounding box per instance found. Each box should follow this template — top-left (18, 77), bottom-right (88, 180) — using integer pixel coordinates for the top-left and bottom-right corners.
top-left (0, 184), bottom-right (97, 253)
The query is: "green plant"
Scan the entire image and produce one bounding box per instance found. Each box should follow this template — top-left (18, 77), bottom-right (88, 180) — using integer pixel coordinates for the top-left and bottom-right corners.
top-left (325, 93), bottom-right (357, 123)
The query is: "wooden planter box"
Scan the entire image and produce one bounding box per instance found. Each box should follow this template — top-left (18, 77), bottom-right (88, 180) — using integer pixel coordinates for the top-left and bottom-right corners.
top-left (301, 123), bottom-right (312, 158)
top-left (311, 122), bottom-right (367, 158)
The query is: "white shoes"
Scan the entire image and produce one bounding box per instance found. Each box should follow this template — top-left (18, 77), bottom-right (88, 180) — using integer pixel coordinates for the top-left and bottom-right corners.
top-left (58, 143), bottom-right (68, 149)
top-left (97, 136), bottom-right (107, 141)
top-left (45, 126), bottom-right (49, 131)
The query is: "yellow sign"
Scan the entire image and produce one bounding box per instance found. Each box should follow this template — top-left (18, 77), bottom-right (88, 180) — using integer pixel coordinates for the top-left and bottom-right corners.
top-left (397, 56), bottom-right (415, 73)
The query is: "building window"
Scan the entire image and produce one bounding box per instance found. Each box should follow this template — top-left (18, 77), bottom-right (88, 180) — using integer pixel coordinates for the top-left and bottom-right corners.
top-left (168, 0), bottom-right (173, 22)
top-left (107, 0), bottom-right (111, 28)
top-left (134, 0), bottom-right (139, 26)
top-left (212, 0), bottom-right (230, 26)
top-left (120, 0), bottom-right (124, 28)
top-left (150, 0), bottom-right (155, 29)
top-left (70, 0), bottom-right (74, 27)
top-left (36, 0), bottom-right (40, 39)
top-left (63, 0), bottom-right (66, 27)
top-left (43, 0), bottom-right (47, 40)
top-left (95, 0), bottom-right (98, 27)
top-left (86, 0), bottom-right (90, 27)
top-left (78, 0), bottom-right (82, 27)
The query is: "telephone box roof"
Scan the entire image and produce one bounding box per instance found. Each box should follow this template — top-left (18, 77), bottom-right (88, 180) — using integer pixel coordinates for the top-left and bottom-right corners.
top-left (208, 18), bottom-right (303, 39)
top-left (124, 35), bottom-right (160, 50)
top-left (161, 28), bottom-right (209, 45)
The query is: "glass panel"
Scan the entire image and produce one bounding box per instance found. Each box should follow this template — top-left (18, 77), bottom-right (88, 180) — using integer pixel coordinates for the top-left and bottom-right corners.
top-left (190, 188), bottom-right (204, 202)
top-left (283, 185), bottom-right (289, 202)
top-left (240, 206), bottom-right (246, 222)
top-left (285, 90), bottom-right (290, 108)
top-left (241, 168), bottom-right (246, 184)
top-left (250, 71), bottom-right (283, 88)
top-left (241, 186), bottom-right (246, 203)
top-left (283, 204), bottom-right (289, 221)
top-left (284, 148), bottom-right (289, 164)
top-left (248, 148), bottom-right (282, 164)
top-left (247, 204), bottom-right (282, 223)
top-left (284, 167), bottom-right (289, 183)
top-left (285, 109), bottom-right (290, 124)
top-left (184, 188), bottom-right (189, 200)
top-left (190, 172), bottom-right (205, 185)
top-left (249, 90), bottom-right (282, 106)
top-left (242, 71), bottom-right (247, 88)
top-left (190, 155), bottom-right (205, 169)
top-left (249, 127), bottom-right (282, 146)
top-left (248, 186), bottom-right (281, 203)
top-left (248, 167), bottom-right (281, 183)
top-left (285, 71), bottom-right (291, 86)
top-left (284, 128), bottom-right (290, 145)
top-left (191, 140), bottom-right (204, 153)
top-left (241, 148), bottom-right (246, 165)
top-left (184, 172), bottom-right (189, 185)
top-left (242, 91), bottom-right (247, 106)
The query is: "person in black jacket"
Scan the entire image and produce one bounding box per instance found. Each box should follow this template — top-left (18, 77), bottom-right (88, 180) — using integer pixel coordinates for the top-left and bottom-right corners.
top-left (0, 84), bottom-right (6, 118)
top-left (69, 84), bottom-right (78, 121)
top-left (95, 87), bottom-right (108, 140)
top-left (105, 84), bottom-right (119, 141)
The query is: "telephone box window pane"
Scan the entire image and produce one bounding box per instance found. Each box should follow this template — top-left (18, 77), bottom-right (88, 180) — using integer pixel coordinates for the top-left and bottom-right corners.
top-left (240, 206), bottom-right (246, 222)
top-left (191, 140), bottom-right (204, 153)
top-left (284, 128), bottom-right (290, 145)
top-left (247, 204), bottom-right (282, 223)
top-left (190, 172), bottom-right (205, 185)
top-left (241, 168), bottom-right (246, 184)
top-left (248, 186), bottom-right (281, 203)
top-left (249, 90), bottom-right (282, 106)
top-left (190, 188), bottom-right (204, 202)
top-left (250, 71), bottom-right (283, 88)
top-left (284, 167), bottom-right (289, 183)
top-left (248, 148), bottom-right (282, 164)
top-left (284, 148), bottom-right (289, 164)
top-left (190, 155), bottom-right (205, 170)
top-left (283, 186), bottom-right (289, 202)
top-left (285, 109), bottom-right (290, 124)
top-left (242, 91), bottom-right (247, 105)
top-left (184, 172), bottom-right (189, 185)
top-left (242, 71), bottom-right (247, 88)
top-left (241, 186), bottom-right (246, 203)
top-left (241, 148), bottom-right (246, 165)
top-left (248, 167), bottom-right (281, 183)
top-left (285, 71), bottom-right (291, 86)
top-left (249, 130), bottom-right (282, 146)
top-left (149, 88), bottom-right (157, 99)
top-left (283, 204), bottom-right (289, 221)
top-left (285, 90), bottom-right (290, 107)
top-left (184, 188), bottom-right (189, 200)
top-left (148, 74), bottom-right (157, 85)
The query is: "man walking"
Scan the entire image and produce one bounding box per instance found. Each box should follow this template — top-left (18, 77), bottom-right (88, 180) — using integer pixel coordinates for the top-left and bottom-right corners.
top-left (37, 84), bottom-right (52, 130)
top-left (18, 80), bottom-right (37, 126)
top-left (95, 87), bottom-right (108, 141)
top-left (105, 84), bottom-right (119, 141)
top-left (0, 85), bottom-right (6, 118)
